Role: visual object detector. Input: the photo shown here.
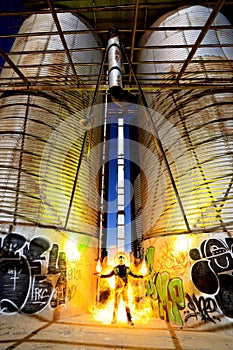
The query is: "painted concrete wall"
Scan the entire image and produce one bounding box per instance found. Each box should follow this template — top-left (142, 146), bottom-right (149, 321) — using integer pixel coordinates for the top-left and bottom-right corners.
top-left (143, 233), bottom-right (233, 331)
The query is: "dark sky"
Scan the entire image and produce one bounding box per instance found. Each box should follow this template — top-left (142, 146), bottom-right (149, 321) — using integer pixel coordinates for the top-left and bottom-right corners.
top-left (0, 0), bottom-right (26, 70)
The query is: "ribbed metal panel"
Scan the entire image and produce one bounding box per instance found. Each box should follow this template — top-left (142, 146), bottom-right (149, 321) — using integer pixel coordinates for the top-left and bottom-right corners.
top-left (138, 5), bottom-right (233, 81)
top-left (0, 13), bottom-right (103, 237)
top-left (137, 5), bottom-right (233, 237)
top-left (0, 11), bottom-right (102, 85)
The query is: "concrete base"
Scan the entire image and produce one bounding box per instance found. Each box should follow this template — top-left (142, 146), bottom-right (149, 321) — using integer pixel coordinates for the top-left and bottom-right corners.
top-left (0, 313), bottom-right (232, 350)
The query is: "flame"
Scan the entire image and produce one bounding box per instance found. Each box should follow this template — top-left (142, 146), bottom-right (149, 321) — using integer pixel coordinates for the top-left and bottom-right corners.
top-left (96, 259), bottom-right (102, 273)
top-left (92, 261), bottom-right (152, 325)
top-left (92, 299), bottom-right (115, 324)
top-left (140, 259), bottom-right (148, 276)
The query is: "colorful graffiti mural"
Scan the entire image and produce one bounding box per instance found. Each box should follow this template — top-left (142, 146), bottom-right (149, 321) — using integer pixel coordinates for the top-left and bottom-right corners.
top-left (145, 246), bottom-right (185, 325)
top-left (1, 232), bottom-right (233, 330)
top-left (0, 233), bottom-right (67, 314)
top-left (144, 236), bottom-right (233, 326)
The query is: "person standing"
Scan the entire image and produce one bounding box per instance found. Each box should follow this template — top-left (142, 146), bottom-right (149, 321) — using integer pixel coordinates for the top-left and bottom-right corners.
top-left (100, 255), bottom-right (143, 325)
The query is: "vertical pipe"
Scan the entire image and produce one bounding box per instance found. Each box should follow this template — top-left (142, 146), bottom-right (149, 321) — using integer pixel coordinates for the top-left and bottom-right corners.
top-left (107, 29), bottom-right (126, 251)
top-left (117, 113), bottom-right (125, 251)
top-left (107, 28), bottom-right (124, 100)
top-left (99, 87), bottom-right (108, 256)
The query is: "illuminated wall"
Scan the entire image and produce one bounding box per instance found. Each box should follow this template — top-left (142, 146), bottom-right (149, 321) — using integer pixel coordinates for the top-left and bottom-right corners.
top-left (0, 12), bottom-right (103, 316)
top-left (137, 6), bottom-right (233, 329)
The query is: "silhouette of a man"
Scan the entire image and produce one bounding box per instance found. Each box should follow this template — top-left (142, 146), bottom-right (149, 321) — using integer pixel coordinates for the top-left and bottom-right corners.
top-left (100, 255), bottom-right (143, 325)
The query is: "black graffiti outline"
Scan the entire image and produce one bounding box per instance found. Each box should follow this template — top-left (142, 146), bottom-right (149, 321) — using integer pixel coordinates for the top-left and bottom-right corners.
top-left (0, 233), bottom-right (67, 315)
top-left (184, 293), bottom-right (221, 324)
top-left (189, 237), bottom-right (233, 318)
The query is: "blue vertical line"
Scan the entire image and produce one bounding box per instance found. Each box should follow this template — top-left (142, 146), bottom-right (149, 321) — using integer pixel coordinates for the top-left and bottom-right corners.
top-left (106, 104), bottom-right (118, 250)
top-left (124, 103), bottom-right (137, 253)
top-left (105, 102), bottom-right (137, 253)
top-left (124, 123), bottom-right (131, 253)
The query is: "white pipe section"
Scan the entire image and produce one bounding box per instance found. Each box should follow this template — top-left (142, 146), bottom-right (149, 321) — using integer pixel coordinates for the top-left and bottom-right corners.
top-left (107, 29), bottom-right (123, 99)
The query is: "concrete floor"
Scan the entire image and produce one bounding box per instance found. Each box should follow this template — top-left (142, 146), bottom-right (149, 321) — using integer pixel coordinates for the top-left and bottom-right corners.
top-left (0, 313), bottom-right (232, 350)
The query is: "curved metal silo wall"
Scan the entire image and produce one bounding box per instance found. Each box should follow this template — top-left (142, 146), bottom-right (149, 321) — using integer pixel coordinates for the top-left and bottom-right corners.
top-left (0, 12), bottom-right (103, 317)
top-left (137, 6), bottom-right (233, 329)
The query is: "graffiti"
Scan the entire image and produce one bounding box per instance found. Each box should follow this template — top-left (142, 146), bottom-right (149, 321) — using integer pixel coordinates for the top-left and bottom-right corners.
top-left (0, 233), bottom-right (67, 314)
top-left (155, 239), bottom-right (188, 275)
top-left (67, 264), bottom-right (81, 281)
top-left (185, 293), bottom-right (221, 324)
top-left (67, 285), bottom-right (78, 301)
top-left (145, 246), bottom-right (185, 325)
top-left (50, 250), bottom-right (67, 308)
top-left (189, 237), bottom-right (233, 318)
top-left (145, 247), bottom-right (157, 316)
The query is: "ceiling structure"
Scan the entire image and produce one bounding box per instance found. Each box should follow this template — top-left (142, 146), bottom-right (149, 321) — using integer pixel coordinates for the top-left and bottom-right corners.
top-left (0, 0), bottom-right (233, 94)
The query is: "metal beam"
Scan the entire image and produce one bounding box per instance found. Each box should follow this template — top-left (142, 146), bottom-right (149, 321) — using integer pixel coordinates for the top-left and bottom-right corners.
top-left (46, 0), bottom-right (80, 85)
top-left (1, 25), bottom-right (232, 40)
top-left (129, 0), bottom-right (139, 83)
top-left (0, 48), bottom-right (30, 85)
top-left (3, 1), bottom-right (233, 17)
top-left (176, 0), bottom-right (226, 84)
top-left (0, 83), bottom-right (232, 93)
top-left (2, 41), bottom-right (232, 58)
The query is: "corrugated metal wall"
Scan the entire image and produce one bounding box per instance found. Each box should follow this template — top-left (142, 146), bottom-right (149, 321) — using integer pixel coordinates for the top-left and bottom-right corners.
top-left (137, 5), bottom-right (233, 237)
top-left (135, 6), bottom-right (233, 330)
top-left (0, 12), bottom-right (102, 234)
top-left (0, 12), bottom-right (103, 315)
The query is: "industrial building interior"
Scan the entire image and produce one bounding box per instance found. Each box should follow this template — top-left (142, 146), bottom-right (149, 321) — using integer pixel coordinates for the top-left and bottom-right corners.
top-left (0, 0), bottom-right (233, 343)
top-left (1, 0), bottom-right (233, 249)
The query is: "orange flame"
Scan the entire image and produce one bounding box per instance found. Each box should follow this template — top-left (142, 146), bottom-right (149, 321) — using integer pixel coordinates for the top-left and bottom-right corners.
top-left (92, 257), bottom-right (152, 325)
top-left (140, 259), bottom-right (148, 276)
top-left (96, 259), bottom-right (102, 273)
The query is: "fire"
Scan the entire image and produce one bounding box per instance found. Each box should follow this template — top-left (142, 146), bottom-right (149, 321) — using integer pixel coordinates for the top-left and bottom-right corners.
top-left (92, 299), bottom-right (115, 324)
top-left (140, 259), bottom-right (148, 276)
top-left (92, 256), bottom-right (152, 325)
top-left (96, 259), bottom-right (102, 273)
top-left (92, 280), bottom-right (152, 325)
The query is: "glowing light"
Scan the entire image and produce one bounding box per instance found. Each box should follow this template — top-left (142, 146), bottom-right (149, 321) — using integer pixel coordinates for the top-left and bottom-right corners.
top-left (91, 300), bottom-right (114, 324)
top-left (140, 259), bottom-right (148, 276)
top-left (92, 260), bottom-right (152, 325)
top-left (96, 259), bottom-right (102, 273)
top-left (173, 235), bottom-right (189, 254)
top-left (117, 299), bottom-right (128, 323)
top-left (64, 241), bottom-right (81, 262)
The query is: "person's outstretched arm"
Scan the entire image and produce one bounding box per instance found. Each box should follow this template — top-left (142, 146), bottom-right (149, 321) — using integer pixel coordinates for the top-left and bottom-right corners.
top-left (100, 269), bottom-right (115, 278)
top-left (129, 270), bottom-right (143, 279)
